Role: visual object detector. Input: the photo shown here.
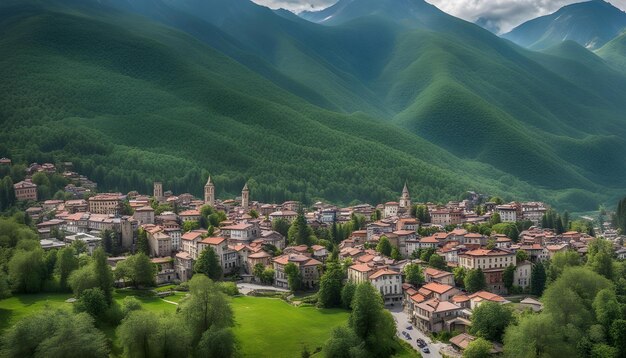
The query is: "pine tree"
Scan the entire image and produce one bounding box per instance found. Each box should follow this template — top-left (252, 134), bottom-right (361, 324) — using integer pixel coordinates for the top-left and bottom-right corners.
top-left (195, 247), bottom-right (222, 280)
top-left (93, 248), bottom-right (114, 305)
top-left (136, 228), bottom-right (150, 256)
top-left (530, 261), bottom-right (546, 296)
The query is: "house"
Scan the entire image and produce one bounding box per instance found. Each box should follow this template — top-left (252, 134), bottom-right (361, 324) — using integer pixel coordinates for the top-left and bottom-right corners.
top-left (545, 244), bottom-right (569, 259)
top-left (393, 230), bottom-right (416, 257)
top-left (181, 231), bottom-right (203, 259)
top-left (459, 248), bottom-right (516, 294)
top-left (88, 194), bottom-right (123, 215)
top-left (414, 299), bottom-right (464, 333)
top-left (198, 237), bottom-right (238, 274)
top-left (419, 236), bottom-right (439, 249)
top-left (369, 269), bottom-right (403, 305)
top-left (430, 210), bottom-right (451, 226)
top-left (514, 261), bottom-right (532, 289)
top-left (397, 218), bottom-right (418, 231)
top-left (133, 206), bottom-right (155, 225)
top-left (152, 257), bottom-right (175, 285)
top-left (520, 297), bottom-right (543, 312)
top-left (175, 251), bottom-right (193, 282)
top-left (259, 230), bottom-right (285, 249)
top-left (148, 230), bottom-right (172, 257)
top-left (268, 210), bottom-right (297, 222)
top-left (311, 245), bottom-right (329, 262)
top-left (383, 202), bottom-right (399, 218)
top-left (467, 291), bottom-right (508, 310)
top-left (247, 250), bottom-right (272, 270)
top-left (348, 264), bottom-right (375, 284)
top-left (14, 180), bottom-right (38, 201)
top-left (42, 200), bottom-right (64, 211)
top-left (616, 248), bottom-right (626, 260)
top-left (179, 209), bottom-right (201, 222)
top-left (495, 204), bottom-right (517, 223)
top-left (423, 267), bottom-right (455, 286)
top-left (366, 222), bottom-right (393, 241)
top-left (273, 254), bottom-right (322, 289)
top-left (221, 222), bottom-right (258, 244)
top-left (419, 282), bottom-right (460, 302)
top-left (65, 199), bottom-right (88, 213)
top-left (65, 233), bottom-right (101, 255)
top-left (164, 227), bottom-right (181, 251)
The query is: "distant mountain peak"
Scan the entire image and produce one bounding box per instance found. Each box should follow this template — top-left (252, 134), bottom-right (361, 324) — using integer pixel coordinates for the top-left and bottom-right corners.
top-left (503, 0), bottom-right (626, 50)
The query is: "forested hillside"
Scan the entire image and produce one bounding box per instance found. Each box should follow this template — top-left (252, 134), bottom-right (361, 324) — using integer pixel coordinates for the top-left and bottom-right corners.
top-left (1, 0), bottom-right (625, 210)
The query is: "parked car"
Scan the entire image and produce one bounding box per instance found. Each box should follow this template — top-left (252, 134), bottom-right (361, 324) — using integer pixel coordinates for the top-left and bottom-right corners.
top-left (416, 340), bottom-right (426, 348)
top-left (406, 325), bottom-right (413, 330)
top-left (422, 347), bottom-right (430, 354)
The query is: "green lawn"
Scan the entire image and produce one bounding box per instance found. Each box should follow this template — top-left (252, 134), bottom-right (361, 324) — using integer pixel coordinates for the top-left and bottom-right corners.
top-left (0, 292), bottom-right (418, 357)
top-left (231, 296), bottom-right (349, 357)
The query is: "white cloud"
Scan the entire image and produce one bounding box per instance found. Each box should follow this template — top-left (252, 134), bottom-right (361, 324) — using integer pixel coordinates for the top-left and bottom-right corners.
top-left (252, 0), bottom-right (626, 33)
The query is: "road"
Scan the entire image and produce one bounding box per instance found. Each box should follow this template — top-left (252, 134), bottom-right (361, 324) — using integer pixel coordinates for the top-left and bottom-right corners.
top-left (236, 282), bottom-right (290, 295)
top-left (388, 306), bottom-right (447, 358)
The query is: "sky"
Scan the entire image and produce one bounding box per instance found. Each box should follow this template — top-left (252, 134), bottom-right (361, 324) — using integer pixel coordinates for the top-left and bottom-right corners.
top-left (252, 0), bottom-right (626, 33)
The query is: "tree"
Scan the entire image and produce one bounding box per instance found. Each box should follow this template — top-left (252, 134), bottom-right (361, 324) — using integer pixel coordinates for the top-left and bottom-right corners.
top-left (261, 268), bottom-right (275, 285)
top-left (195, 246), bottom-right (222, 280)
top-left (183, 220), bottom-right (200, 233)
top-left (464, 268), bottom-right (487, 293)
top-left (471, 301), bottom-right (513, 342)
top-left (515, 249), bottom-right (529, 263)
top-left (0, 270), bottom-right (10, 299)
top-left (349, 283), bottom-right (396, 355)
top-left (93, 248), bottom-right (114, 304)
top-left (0, 310), bottom-right (109, 358)
top-left (530, 261), bottom-right (546, 296)
top-left (288, 208), bottom-right (315, 246)
top-left (593, 289), bottom-right (621, 331)
top-left (610, 320), bottom-right (626, 357)
top-left (404, 263), bottom-right (424, 286)
top-left (272, 218), bottom-right (290, 237)
top-left (489, 213), bottom-right (501, 226)
top-left (253, 263), bottom-right (265, 281)
top-left (136, 228), bottom-right (150, 256)
top-left (341, 282), bottom-right (357, 309)
top-left (155, 313), bottom-right (193, 358)
top-left (453, 266), bottom-right (466, 287)
top-left (463, 337), bottom-right (492, 358)
top-left (74, 287), bottom-right (108, 318)
top-left (68, 264), bottom-right (98, 297)
top-left (115, 253), bottom-right (156, 288)
top-left (318, 262), bottom-right (344, 308)
top-left (117, 310), bottom-right (160, 358)
top-left (56, 246), bottom-right (78, 291)
top-left (420, 247), bottom-right (436, 262)
top-left (390, 247), bottom-right (401, 260)
top-left (195, 326), bottom-right (236, 358)
top-left (415, 205), bottom-right (431, 223)
top-left (8, 249), bottom-right (45, 293)
top-left (284, 262), bottom-right (303, 291)
top-left (504, 313), bottom-right (572, 358)
top-left (178, 275), bottom-right (234, 345)
top-left (121, 296), bottom-right (143, 317)
top-left (547, 250), bottom-right (581, 282)
top-left (248, 209), bottom-right (259, 219)
top-left (587, 238), bottom-right (614, 280)
top-left (324, 326), bottom-right (361, 358)
top-left (376, 236), bottom-right (392, 257)
top-left (429, 254), bottom-right (446, 270)
top-left (503, 265), bottom-right (515, 292)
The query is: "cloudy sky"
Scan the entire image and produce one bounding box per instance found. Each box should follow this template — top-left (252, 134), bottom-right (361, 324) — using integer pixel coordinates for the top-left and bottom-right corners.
top-left (252, 0), bottom-right (626, 33)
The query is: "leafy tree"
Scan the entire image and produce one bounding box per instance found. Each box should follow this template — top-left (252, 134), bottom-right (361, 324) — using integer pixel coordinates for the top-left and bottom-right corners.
top-left (593, 289), bottom-right (621, 331)
top-left (74, 287), bottom-right (108, 318)
top-left (56, 246), bottom-right (78, 291)
top-left (117, 310), bottom-right (160, 358)
top-left (341, 282), bottom-right (357, 309)
top-left (504, 313), bottom-right (572, 358)
top-left (491, 223), bottom-right (519, 241)
top-left (68, 264), bottom-right (98, 297)
top-left (429, 254), bottom-right (446, 270)
top-left (489, 213), bottom-right (501, 226)
top-left (547, 250), bottom-right (580, 282)
top-left (288, 208), bottom-right (314, 246)
top-left (272, 218), bottom-right (290, 237)
top-left (195, 326), bottom-right (236, 358)
top-left (0, 310), bottom-right (108, 358)
top-left (121, 296), bottom-right (142, 317)
top-left (390, 247), bottom-right (401, 260)
top-left (587, 238), bottom-right (615, 280)
top-left (471, 301), bottom-right (513, 342)
top-left (419, 247), bottom-right (436, 262)
top-left (349, 283), bottom-right (396, 356)
top-left (464, 268), bottom-right (487, 293)
top-left (404, 263), bottom-right (424, 286)
top-left (183, 220), bottom-right (200, 232)
top-left (318, 262), bottom-right (344, 308)
top-left (0, 270), bottom-right (10, 299)
top-left (136, 228), bottom-right (150, 256)
top-left (609, 320), bottom-right (626, 357)
top-left (530, 261), bottom-right (547, 296)
top-left (155, 313), bottom-right (193, 358)
top-left (261, 268), bottom-right (275, 285)
top-left (93, 248), bottom-right (114, 304)
top-left (414, 205), bottom-right (430, 223)
top-left (463, 337), bottom-right (492, 358)
top-left (324, 326), bottom-right (361, 358)
top-left (489, 197), bottom-right (504, 205)
top-left (376, 236), bottom-right (392, 257)
top-left (284, 262), bottom-right (303, 291)
top-left (453, 266), bottom-right (466, 287)
top-left (115, 253), bottom-right (156, 288)
top-left (253, 263), bottom-right (265, 280)
top-left (178, 275), bottom-right (234, 345)
top-left (248, 209), bottom-right (259, 219)
top-left (8, 249), bottom-right (45, 293)
top-left (195, 246), bottom-right (222, 280)
top-left (503, 264), bottom-right (515, 292)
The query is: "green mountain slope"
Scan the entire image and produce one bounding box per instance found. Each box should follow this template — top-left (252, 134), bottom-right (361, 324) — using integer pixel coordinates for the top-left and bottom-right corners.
top-left (1, 0), bottom-right (625, 210)
top-left (503, 0), bottom-right (626, 50)
top-left (597, 33), bottom-right (626, 72)
top-left (0, 2), bottom-right (557, 206)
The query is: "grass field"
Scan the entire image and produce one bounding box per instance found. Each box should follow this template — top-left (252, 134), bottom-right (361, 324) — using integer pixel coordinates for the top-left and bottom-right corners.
top-left (0, 292), bottom-right (418, 357)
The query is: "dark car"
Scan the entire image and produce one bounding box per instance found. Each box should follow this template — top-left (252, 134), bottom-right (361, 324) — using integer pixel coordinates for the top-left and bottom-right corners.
top-left (422, 347), bottom-right (430, 354)
top-left (406, 325), bottom-right (413, 330)
top-left (416, 340), bottom-right (426, 348)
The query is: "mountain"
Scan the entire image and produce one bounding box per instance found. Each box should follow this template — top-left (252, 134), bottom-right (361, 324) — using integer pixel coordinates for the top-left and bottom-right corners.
top-left (1, 0), bottom-right (626, 210)
top-left (597, 33), bottom-right (626, 72)
top-left (503, 0), bottom-right (626, 50)
top-left (475, 17), bottom-right (501, 34)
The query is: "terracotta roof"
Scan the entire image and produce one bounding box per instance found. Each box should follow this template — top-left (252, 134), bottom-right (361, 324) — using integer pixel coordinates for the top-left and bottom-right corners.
top-left (468, 291), bottom-right (506, 303)
top-left (221, 223), bottom-right (253, 230)
top-left (201, 236), bottom-right (226, 245)
top-left (452, 294), bottom-right (470, 303)
top-left (410, 293), bottom-right (426, 303)
top-left (424, 267), bottom-right (453, 278)
top-left (420, 236), bottom-right (439, 243)
top-left (369, 269), bottom-right (400, 279)
top-left (350, 264), bottom-right (374, 273)
top-left (179, 209), bottom-right (200, 216)
top-left (421, 282), bottom-right (455, 294)
top-left (248, 251), bottom-right (271, 259)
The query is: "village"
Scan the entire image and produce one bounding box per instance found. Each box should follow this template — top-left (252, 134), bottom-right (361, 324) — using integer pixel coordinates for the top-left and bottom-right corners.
top-left (6, 160), bottom-right (626, 357)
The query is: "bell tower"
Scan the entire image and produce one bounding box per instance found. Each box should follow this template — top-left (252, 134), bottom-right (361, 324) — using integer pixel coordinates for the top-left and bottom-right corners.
top-left (399, 181), bottom-right (411, 209)
top-left (204, 176), bottom-right (215, 206)
top-left (242, 183), bottom-right (249, 211)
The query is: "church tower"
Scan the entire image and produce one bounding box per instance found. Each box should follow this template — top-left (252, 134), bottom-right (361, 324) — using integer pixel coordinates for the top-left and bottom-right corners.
top-left (399, 181), bottom-right (411, 209)
top-left (204, 176), bottom-right (215, 206)
top-left (153, 182), bottom-right (163, 201)
top-left (241, 183), bottom-right (249, 211)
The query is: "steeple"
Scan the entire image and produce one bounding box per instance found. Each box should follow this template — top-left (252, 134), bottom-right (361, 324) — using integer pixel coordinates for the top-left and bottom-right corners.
top-left (241, 182), bottom-right (250, 211)
top-left (400, 181), bottom-right (411, 209)
top-left (204, 176), bottom-right (215, 206)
